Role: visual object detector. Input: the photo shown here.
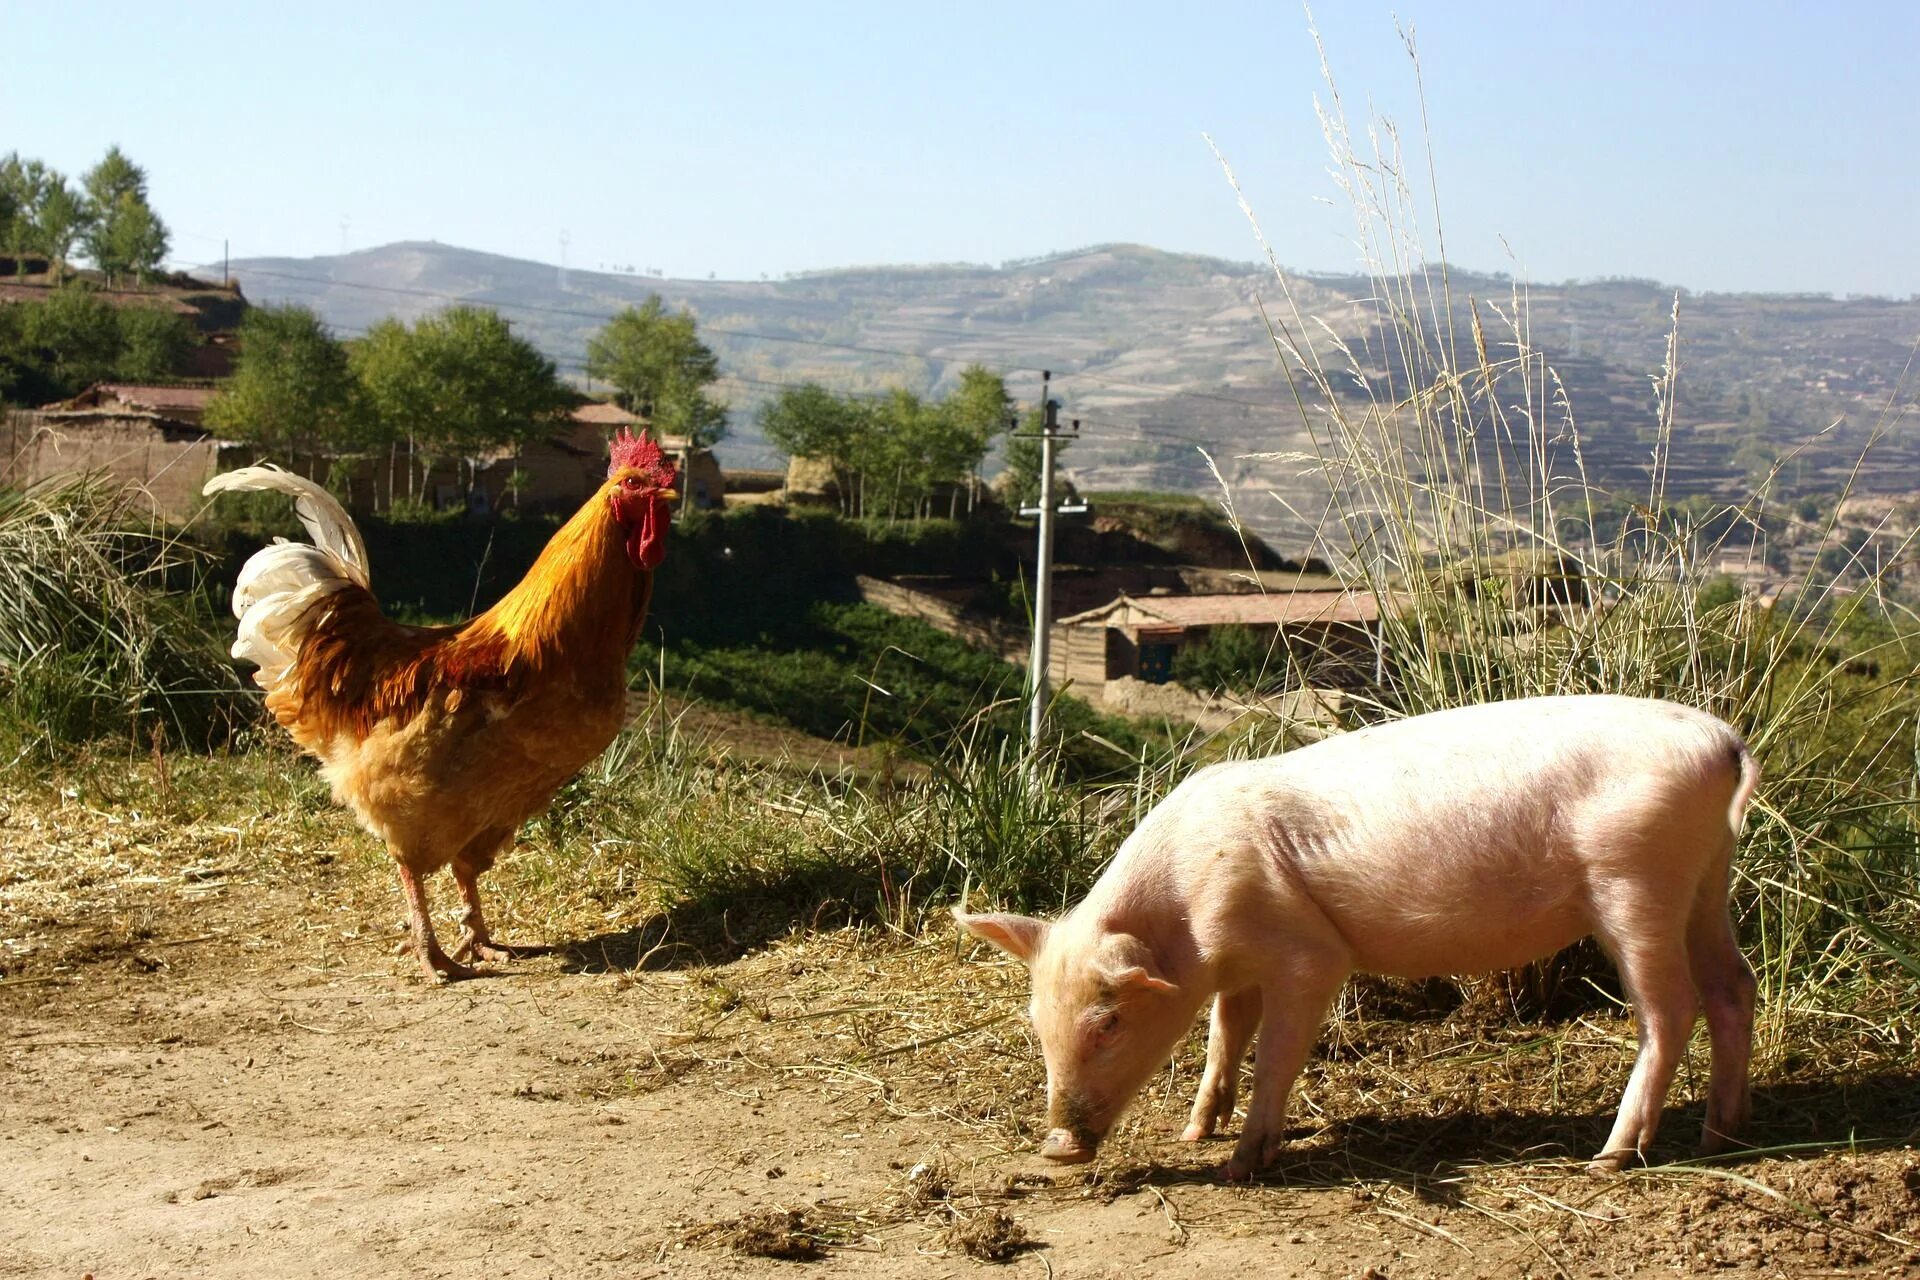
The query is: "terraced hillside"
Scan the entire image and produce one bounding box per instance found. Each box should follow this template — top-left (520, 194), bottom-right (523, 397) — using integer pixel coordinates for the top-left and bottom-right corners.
top-left (225, 242), bottom-right (1920, 545)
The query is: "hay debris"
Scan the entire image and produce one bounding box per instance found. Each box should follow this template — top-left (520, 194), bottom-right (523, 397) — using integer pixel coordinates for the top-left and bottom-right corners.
top-left (687, 1208), bottom-right (830, 1261)
top-left (938, 1207), bottom-right (1035, 1263)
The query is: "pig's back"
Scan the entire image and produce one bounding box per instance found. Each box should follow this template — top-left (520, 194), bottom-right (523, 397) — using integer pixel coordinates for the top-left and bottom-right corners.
top-left (1164, 696), bottom-right (1744, 978)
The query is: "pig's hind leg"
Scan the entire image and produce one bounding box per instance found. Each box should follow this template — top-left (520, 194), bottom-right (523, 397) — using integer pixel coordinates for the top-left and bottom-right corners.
top-left (1226, 956), bottom-right (1348, 1180)
top-left (1588, 894), bottom-right (1700, 1173)
top-left (1181, 986), bottom-right (1262, 1142)
top-left (1686, 843), bottom-right (1755, 1155)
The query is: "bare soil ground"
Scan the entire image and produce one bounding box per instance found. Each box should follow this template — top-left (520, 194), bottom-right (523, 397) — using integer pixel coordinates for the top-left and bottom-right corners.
top-left (4, 782), bottom-right (1918, 1279)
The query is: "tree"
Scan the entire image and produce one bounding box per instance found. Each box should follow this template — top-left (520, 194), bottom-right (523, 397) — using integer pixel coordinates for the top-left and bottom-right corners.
top-left (759, 381), bottom-right (870, 513)
top-left (34, 178), bottom-right (86, 276)
top-left (0, 154), bottom-right (49, 273)
top-left (938, 364), bottom-right (1008, 514)
top-left (207, 305), bottom-right (358, 460)
top-left (351, 306), bottom-right (568, 502)
top-left (0, 155), bottom-right (90, 278)
top-left (0, 165), bottom-right (16, 268)
top-left (17, 286), bottom-right (122, 396)
top-left (762, 369), bottom-right (1007, 520)
top-left (586, 296), bottom-right (728, 446)
top-left (81, 147), bottom-right (168, 284)
top-left (114, 305), bottom-right (197, 381)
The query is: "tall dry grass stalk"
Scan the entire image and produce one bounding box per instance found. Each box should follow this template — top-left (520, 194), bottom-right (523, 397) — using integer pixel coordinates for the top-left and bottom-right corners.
top-left (1204, 20), bottom-right (1919, 1049)
top-left (0, 475), bottom-right (246, 756)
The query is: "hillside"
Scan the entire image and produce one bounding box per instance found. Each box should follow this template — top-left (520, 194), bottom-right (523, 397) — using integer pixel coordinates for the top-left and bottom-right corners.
top-left (222, 241), bottom-right (1920, 545)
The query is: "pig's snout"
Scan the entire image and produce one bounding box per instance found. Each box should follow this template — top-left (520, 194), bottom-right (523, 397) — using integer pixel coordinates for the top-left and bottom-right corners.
top-left (1039, 1128), bottom-right (1098, 1163)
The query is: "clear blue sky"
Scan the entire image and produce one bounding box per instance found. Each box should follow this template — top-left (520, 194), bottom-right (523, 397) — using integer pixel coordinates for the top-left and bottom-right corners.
top-left (7, 1), bottom-right (1916, 295)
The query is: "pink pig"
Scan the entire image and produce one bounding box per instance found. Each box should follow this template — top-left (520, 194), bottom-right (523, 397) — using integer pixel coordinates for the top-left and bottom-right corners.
top-left (958, 695), bottom-right (1758, 1178)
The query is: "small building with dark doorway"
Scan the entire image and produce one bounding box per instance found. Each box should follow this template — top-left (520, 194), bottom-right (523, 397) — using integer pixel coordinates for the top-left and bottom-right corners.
top-left (1050, 588), bottom-right (1392, 694)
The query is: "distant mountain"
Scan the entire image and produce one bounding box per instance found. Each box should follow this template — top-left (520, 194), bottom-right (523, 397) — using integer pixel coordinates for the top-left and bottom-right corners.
top-left (222, 240), bottom-right (1920, 547)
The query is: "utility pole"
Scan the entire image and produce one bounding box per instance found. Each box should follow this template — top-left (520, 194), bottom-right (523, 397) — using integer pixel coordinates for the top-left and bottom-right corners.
top-left (1016, 371), bottom-right (1087, 751)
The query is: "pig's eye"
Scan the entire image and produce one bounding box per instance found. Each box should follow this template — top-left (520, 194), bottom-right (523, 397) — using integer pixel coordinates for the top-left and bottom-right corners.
top-left (1093, 1011), bottom-right (1121, 1042)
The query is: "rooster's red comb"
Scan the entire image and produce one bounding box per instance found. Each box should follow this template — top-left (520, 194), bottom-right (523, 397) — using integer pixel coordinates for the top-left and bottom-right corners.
top-left (608, 426), bottom-right (672, 478)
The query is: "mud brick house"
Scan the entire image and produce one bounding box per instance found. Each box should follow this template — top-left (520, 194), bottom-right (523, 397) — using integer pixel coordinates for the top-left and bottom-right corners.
top-left (1, 384), bottom-right (241, 519)
top-left (561, 402), bottom-right (725, 512)
top-left (2, 390), bottom-right (725, 523)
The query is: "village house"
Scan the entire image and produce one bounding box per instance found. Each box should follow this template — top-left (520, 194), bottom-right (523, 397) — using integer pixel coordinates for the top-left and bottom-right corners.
top-left (559, 403), bottom-right (725, 513)
top-left (61, 381), bottom-right (220, 425)
top-left (0, 385), bottom-right (242, 520)
top-left (1, 391), bottom-right (725, 523)
top-left (1049, 588), bottom-right (1391, 694)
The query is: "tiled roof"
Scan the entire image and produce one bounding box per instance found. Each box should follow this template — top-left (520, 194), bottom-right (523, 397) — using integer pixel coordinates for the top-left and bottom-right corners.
top-left (569, 402), bottom-right (644, 426)
top-left (1062, 589), bottom-right (1390, 629)
top-left (87, 384), bottom-right (219, 413)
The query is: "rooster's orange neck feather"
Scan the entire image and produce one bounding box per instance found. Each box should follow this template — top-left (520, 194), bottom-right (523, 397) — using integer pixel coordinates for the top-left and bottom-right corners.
top-left (458, 484), bottom-right (640, 676)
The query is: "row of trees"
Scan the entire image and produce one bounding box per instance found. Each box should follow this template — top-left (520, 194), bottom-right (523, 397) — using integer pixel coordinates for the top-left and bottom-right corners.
top-left (0, 286), bottom-right (198, 403)
top-left (1, 146), bottom-right (170, 284)
top-left (758, 366), bottom-right (1015, 520)
top-left (207, 294), bottom-right (728, 504)
top-left (208, 303), bottom-right (570, 502)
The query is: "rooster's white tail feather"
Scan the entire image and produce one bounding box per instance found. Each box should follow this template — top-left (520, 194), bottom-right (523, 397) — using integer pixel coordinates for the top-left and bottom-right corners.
top-left (204, 465), bottom-right (369, 588)
top-left (205, 466), bottom-right (372, 687)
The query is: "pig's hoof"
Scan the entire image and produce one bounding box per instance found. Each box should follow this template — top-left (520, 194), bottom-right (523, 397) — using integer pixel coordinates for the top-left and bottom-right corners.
top-left (1179, 1121), bottom-right (1211, 1143)
top-left (1585, 1150), bottom-right (1635, 1177)
top-left (1039, 1129), bottom-right (1097, 1164)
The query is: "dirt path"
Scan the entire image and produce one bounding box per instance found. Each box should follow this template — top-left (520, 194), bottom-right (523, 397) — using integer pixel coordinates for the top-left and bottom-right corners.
top-left (4, 807), bottom-right (1918, 1278)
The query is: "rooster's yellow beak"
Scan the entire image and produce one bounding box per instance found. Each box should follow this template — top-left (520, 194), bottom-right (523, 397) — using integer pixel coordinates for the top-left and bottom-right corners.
top-left (659, 487), bottom-right (679, 501)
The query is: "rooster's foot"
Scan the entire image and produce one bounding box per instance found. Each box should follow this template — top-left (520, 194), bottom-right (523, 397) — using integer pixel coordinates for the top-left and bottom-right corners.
top-left (394, 936), bottom-right (479, 982)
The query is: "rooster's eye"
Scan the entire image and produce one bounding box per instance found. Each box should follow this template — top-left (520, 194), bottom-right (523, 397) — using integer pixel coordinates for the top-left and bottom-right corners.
top-left (622, 476), bottom-right (643, 490)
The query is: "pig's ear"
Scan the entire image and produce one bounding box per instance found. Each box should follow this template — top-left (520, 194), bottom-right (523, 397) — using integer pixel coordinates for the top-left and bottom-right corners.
top-left (1112, 965), bottom-right (1177, 995)
top-left (1097, 933), bottom-right (1177, 995)
top-left (953, 909), bottom-right (1047, 966)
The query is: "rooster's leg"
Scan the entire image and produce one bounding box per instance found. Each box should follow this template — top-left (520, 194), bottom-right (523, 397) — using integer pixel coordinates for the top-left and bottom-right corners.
top-left (452, 859), bottom-right (541, 963)
top-left (392, 862), bottom-right (475, 982)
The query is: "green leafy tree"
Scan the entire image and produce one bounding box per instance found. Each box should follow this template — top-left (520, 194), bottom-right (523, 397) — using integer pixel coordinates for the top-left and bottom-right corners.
top-left (207, 305), bottom-right (358, 459)
top-left (938, 364), bottom-right (1009, 514)
top-left (759, 381), bottom-right (871, 513)
top-left (114, 305), bottom-right (197, 381)
top-left (351, 306), bottom-right (568, 501)
top-left (0, 164), bottom-right (17, 269)
top-left (0, 154), bottom-right (48, 273)
top-left (34, 178), bottom-right (86, 276)
top-left (858, 389), bottom-right (933, 521)
top-left (763, 369), bottom-right (1007, 520)
top-left (586, 295), bottom-right (728, 446)
top-left (0, 155), bottom-right (91, 278)
top-left (17, 287), bottom-right (121, 397)
top-left (80, 147), bottom-right (168, 284)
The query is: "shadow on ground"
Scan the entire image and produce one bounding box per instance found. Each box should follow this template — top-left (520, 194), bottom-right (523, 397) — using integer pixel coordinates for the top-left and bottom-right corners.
top-left (556, 860), bottom-right (885, 973)
top-left (1094, 1070), bottom-right (1920, 1202)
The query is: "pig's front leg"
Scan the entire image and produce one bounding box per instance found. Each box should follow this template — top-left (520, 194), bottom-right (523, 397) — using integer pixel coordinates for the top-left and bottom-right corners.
top-left (1182, 986), bottom-right (1262, 1142)
top-left (1226, 956), bottom-right (1348, 1180)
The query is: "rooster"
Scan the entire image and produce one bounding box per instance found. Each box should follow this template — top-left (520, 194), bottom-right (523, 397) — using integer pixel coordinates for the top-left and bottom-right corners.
top-left (205, 429), bottom-right (679, 981)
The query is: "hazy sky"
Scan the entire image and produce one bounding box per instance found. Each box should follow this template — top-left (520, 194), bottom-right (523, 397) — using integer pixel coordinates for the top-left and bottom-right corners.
top-left (7, 2), bottom-right (1916, 295)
